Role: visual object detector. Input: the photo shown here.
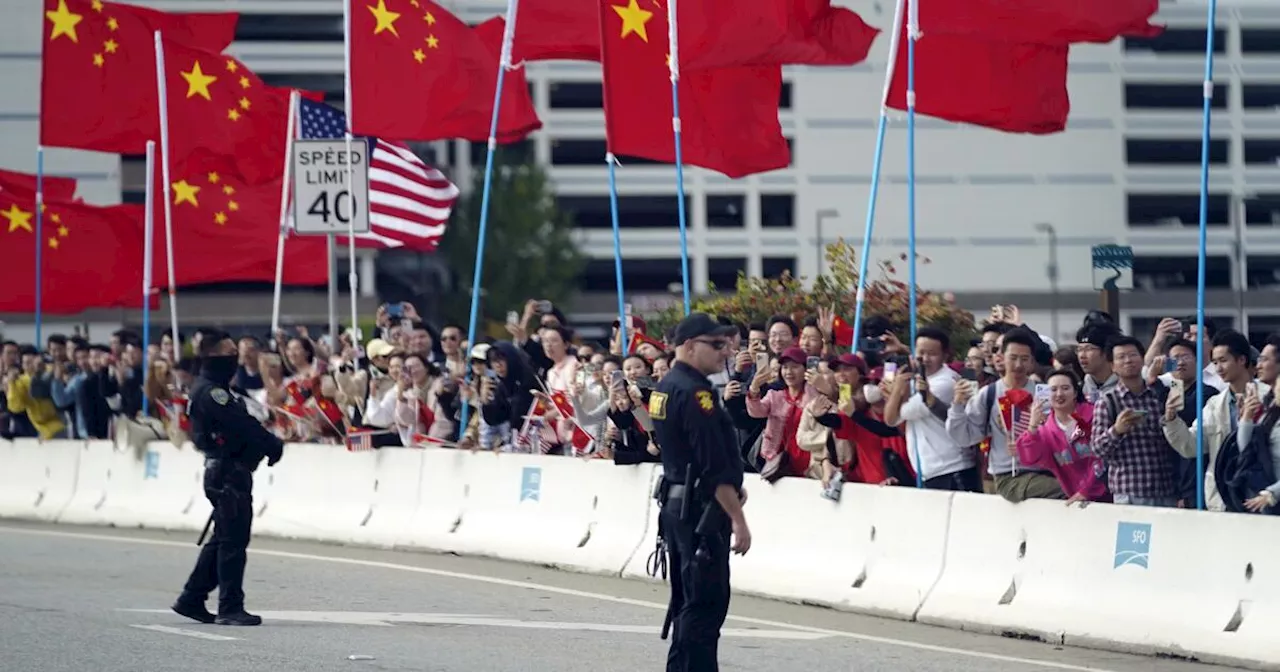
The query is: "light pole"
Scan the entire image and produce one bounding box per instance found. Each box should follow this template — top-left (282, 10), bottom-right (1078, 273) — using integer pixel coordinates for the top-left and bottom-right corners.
top-left (814, 209), bottom-right (839, 275)
top-left (1035, 222), bottom-right (1059, 342)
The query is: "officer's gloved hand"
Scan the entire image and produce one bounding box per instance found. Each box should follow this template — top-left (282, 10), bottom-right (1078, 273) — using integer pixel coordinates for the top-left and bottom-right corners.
top-left (267, 445), bottom-right (284, 467)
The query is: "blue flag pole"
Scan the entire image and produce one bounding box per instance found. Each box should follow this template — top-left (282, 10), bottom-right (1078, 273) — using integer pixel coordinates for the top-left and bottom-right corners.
top-left (905, 0), bottom-right (923, 489)
top-left (606, 155), bottom-right (629, 355)
top-left (459, 0), bottom-right (520, 435)
top-left (34, 145), bottom-right (45, 346)
top-left (1193, 0), bottom-right (1220, 512)
top-left (142, 140), bottom-right (156, 417)
top-left (665, 0), bottom-right (691, 315)
top-left (850, 0), bottom-right (905, 352)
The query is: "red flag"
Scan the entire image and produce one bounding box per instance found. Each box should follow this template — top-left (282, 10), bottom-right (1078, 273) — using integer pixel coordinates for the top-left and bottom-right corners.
top-left (350, 0), bottom-right (541, 143)
top-left (39, 0), bottom-right (238, 154)
top-left (915, 0), bottom-right (1161, 45)
top-left (885, 17), bottom-right (1069, 134)
top-left (0, 194), bottom-right (143, 313)
top-left (0, 169), bottom-right (77, 201)
top-left (160, 38), bottom-right (292, 185)
top-left (599, 0), bottom-right (789, 178)
top-left (752, 0), bottom-right (880, 66)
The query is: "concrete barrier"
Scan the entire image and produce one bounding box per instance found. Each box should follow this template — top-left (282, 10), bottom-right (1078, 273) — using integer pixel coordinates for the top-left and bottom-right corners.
top-left (342, 447), bottom-right (426, 548)
top-left (0, 438), bottom-right (80, 521)
top-left (56, 441), bottom-right (118, 526)
top-left (92, 442), bottom-right (207, 531)
top-left (255, 444), bottom-right (378, 541)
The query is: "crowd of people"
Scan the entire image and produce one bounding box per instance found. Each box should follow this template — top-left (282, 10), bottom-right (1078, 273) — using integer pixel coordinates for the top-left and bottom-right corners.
top-left (4, 298), bottom-right (1279, 515)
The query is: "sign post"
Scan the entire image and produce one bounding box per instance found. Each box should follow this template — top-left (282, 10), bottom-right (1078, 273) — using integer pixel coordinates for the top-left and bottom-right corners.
top-left (1092, 244), bottom-right (1134, 321)
top-left (291, 139), bottom-right (371, 339)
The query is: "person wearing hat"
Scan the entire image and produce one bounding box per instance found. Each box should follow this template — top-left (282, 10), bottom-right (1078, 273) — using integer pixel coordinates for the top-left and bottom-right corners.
top-left (649, 312), bottom-right (751, 672)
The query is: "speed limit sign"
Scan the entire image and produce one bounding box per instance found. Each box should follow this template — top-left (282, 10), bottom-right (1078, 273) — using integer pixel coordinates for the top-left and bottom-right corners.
top-left (291, 138), bottom-right (371, 235)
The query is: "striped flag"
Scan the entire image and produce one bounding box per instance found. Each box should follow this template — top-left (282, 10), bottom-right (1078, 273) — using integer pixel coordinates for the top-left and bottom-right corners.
top-left (345, 429), bottom-right (375, 452)
top-left (296, 98), bottom-right (460, 251)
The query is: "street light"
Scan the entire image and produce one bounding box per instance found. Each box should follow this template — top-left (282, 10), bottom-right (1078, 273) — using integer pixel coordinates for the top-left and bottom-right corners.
top-left (1034, 222), bottom-right (1059, 343)
top-left (814, 209), bottom-right (839, 275)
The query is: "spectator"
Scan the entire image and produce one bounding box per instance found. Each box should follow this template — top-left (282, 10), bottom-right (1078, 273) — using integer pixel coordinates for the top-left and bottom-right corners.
top-left (480, 342), bottom-right (534, 451)
top-left (143, 358), bottom-right (177, 418)
top-left (748, 347), bottom-right (818, 480)
top-left (51, 343), bottom-right (92, 439)
top-left (1075, 323), bottom-right (1120, 403)
top-left (1256, 333), bottom-right (1280, 389)
top-left (439, 324), bottom-right (467, 378)
top-left (234, 336), bottom-right (264, 392)
top-left (765, 315), bottom-right (798, 356)
top-left (46, 334), bottom-right (69, 365)
top-left (1092, 335), bottom-right (1178, 507)
top-left (1161, 329), bottom-right (1266, 511)
top-left (1052, 345), bottom-right (1085, 382)
top-left (1159, 338), bottom-right (1221, 507)
top-left (1153, 317), bottom-right (1226, 392)
top-left (652, 354), bottom-right (672, 380)
top-left (102, 341), bottom-right (144, 420)
top-left (160, 332), bottom-right (186, 363)
top-left (948, 329), bottom-right (1065, 502)
top-left (604, 374), bottom-right (659, 465)
top-left (885, 328), bottom-right (981, 492)
top-left (6, 345), bottom-right (66, 439)
top-left (1016, 369), bottom-right (1110, 504)
top-left (72, 345), bottom-right (113, 439)
top-left (799, 317), bottom-right (826, 358)
top-left (393, 353), bottom-right (451, 443)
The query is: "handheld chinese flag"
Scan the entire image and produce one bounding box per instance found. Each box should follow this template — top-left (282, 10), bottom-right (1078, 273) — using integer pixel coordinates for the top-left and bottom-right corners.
top-left (598, 0), bottom-right (790, 178)
top-left (0, 169), bottom-right (77, 201)
top-left (350, 0), bottom-right (541, 143)
top-left (40, 0), bottom-right (238, 154)
top-left (0, 194), bottom-right (143, 313)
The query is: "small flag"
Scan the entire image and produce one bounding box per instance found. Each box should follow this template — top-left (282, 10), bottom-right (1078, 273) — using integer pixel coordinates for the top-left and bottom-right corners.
top-left (345, 430), bottom-right (374, 452)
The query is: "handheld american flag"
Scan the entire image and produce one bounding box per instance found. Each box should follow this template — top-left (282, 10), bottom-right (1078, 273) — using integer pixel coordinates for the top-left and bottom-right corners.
top-left (296, 99), bottom-right (460, 251)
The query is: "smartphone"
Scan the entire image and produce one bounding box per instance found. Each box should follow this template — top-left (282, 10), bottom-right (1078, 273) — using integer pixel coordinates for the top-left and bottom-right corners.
top-left (535, 300), bottom-right (553, 314)
top-left (1170, 377), bottom-right (1185, 400)
top-left (1034, 383), bottom-right (1051, 403)
top-left (624, 302), bottom-right (634, 329)
top-left (1164, 357), bottom-right (1177, 374)
top-left (960, 367), bottom-right (979, 383)
top-left (754, 352), bottom-right (770, 374)
top-left (806, 356), bottom-right (822, 370)
top-left (1132, 410), bottom-right (1149, 418)
top-left (484, 369), bottom-right (499, 380)
top-left (506, 310), bottom-right (519, 326)
top-left (838, 383), bottom-right (852, 407)
top-left (386, 303), bottom-right (404, 319)
top-left (609, 370), bottom-right (626, 389)
top-left (883, 361), bottom-right (898, 382)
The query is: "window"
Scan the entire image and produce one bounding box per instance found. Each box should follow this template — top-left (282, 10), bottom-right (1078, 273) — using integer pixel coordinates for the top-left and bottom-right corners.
top-left (551, 139), bottom-right (605, 166)
top-left (121, 189), bottom-right (145, 205)
top-left (1245, 139), bottom-right (1280, 166)
top-left (1243, 85), bottom-right (1280, 110)
top-left (785, 137), bottom-right (795, 166)
top-left (1242, 29), bottom-right (1280, 54)
top-left (705, 195), bottom-right (745, 228)
top-left (468, 138), bottom-right (534, 165)
top-left (707, 257), bottom-right (748, 290)
top-left (760, 194), bottom-right (794, 228)
top-left (549, 82), bottom-right (602, 109)
top-left (1124, 83), bottom-right (1228, 110)
top-left (779, 82), bottom-right (792, 110)
top-left (761, 256), bottom-right (796, 278)
top-left (1246, 195), bottom-right (1280, 226)
top-left (259, 73), bottom-right (345, 103)
top-left (1126, 138), bottom-right (1228, 165)
top-left (120, 154), bottom-right (145, 191)
top-left (578, 258), bottom-right (683, 292)
top-left (558, 194), bottom-right (691, 229)
top-left (1132, 255), bottom-right (1231, 290)
top-left (1123, 28), bottom-right (1225, 54)
top-left (1248, 256), bottom-right (1280, 288)
top-left (1127, 193), bottom-right (1229, 227)
top-left (234, 13), bottom-right (343, 42)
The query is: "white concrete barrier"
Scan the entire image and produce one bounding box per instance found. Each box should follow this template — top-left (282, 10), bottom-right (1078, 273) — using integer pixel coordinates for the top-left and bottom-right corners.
top-left (0, 438), bottom-right (80, 521)
top-left (342, 447), bottom-right (426, 548)
top-left (56, 441), bottom-right (118, 525)
top-left (92, 442), bottom-right (207, 530)
top-left (391, 448), bottom-right (471, 550)
top-left (255, 443), bottom-right (378, 541)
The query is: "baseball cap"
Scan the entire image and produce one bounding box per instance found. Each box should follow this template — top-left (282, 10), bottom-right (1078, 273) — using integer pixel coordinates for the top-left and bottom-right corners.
top-left (470, 343), bottom-right (492, 361)
top-left (777, 347), bottom-right (808, 366)
top-left (366, 339), bottom-right (396, 359)
top-left (672, 312), bottom-right (737, 345)
top-left (829, 352), bottom-right (868, 375)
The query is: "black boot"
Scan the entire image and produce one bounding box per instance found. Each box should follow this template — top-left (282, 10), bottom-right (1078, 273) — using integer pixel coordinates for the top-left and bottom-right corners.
top-left (171, 597), bottom-right (216, 624)
top-left (215, 610), bottom-right (263, 626)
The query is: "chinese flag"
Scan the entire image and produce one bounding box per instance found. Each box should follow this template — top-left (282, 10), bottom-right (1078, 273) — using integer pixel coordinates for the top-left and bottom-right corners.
top-left (0, 193), bottom-right (143, 313)
top-left (915, 0), bottom-right (1161, 45)
top-left (599, 0), bottom-right (789, 178)
top-left (0, 169), bottom-right (77, 201)
top-left (884, 19), bottom-right (1069, 134)
top-left (750, 0), bottom-right (880, 66)
top-left (159, 38), bottom-right (291, 185)
top-left (350, 0), bottom-right (541, 143)
top-left (39, 0), bottom-right (238, 154)
top-left (152, 150), bottom-right (328, 288)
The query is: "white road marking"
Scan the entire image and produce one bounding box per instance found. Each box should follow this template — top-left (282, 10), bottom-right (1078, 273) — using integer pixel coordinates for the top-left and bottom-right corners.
top-left (129, 624), bottom-right (239, 641)
top-left (120, 610), bottom-right (828, 640)
top-left (2, 525), bottom-right (1117, 672)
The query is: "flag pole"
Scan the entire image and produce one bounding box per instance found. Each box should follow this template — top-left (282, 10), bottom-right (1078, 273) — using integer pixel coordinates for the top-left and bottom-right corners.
top-left (154, 31), bottom-right (181, 363)
top-left (1193, 0), bottom-right (1220, 512)
top-left (905, 0), bottom-right (923, 489)
top-left (459, 0), bottom-right (520, 436)
top-left (606, 154), bottom-right (629, 355)
top-left (341, 0), bottom-right (360, 349)
top-left (271, 91), bottom-right (301, 338)
top-left (665, 0), bottom-right (691, 315)
top-left (34, 145), bottom-right (44, 346)
top-left (142, 140), bottom-right (156, 416)
top-left (850, 0), bottom-right (905, 352)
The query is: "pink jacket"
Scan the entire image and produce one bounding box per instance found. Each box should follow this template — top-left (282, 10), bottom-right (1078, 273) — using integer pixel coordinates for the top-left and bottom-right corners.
top-left (746, 384), bottom-right (818, 461)
top-left (1015, 402), bottom-right (1110, 501)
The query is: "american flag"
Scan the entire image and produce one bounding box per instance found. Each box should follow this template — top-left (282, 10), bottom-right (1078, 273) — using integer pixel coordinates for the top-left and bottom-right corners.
top-left (296, 98), bottom-right (460, 251)
top-left (345, 429), bottom-right (375, 452)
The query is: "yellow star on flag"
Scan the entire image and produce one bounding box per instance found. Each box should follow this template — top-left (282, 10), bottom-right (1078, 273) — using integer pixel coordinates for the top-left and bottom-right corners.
top-left (107, 17), bottom-right (118, 31)
top-left (227, 109), bottom-right (241, 121)
top-left (222, 185), bottom-right (235, 196)
top-left (51, 213), bottom-right (62, 224)
top-left (48, 237), bottom-right (60, 250)
top-left (225, 59), bottom-right (238, 72)
top-left (58, 225), bottom-right (69, 237)
top-left (46, 0), bottom-right (83, 43)
top-left (426, 34), bottom-right (439, 49)
top-left (214, 211), bottom-right (228, 226)
top-left (172, 180), bottom-right (200, 206)
top-left (182, 61), bottom-right (217, 100)
top-left (413, 48), bottom-right (426, 63)
top-left (207, 172), bottom-right (220, 184)
top-left (367, 0), bottom-right (401, 36)
top-left (239, 76), bottom-right (251, 89)
top-left (239, 97), bottom-right (251, 110)
top-left (2, 204), bottom-right (32, 233)
top-left (228, 200), bottom-right (240, 212)
top-left (612, 0), bottom-right (654, 42)
top-left (91, 0), bottom-right (103, 10)
top-left (103, 38), bottom-right (118, 53)
top-left (93, 53), bottom-right (104, 67)
top-left (424, 11), bottom-right (436, 25)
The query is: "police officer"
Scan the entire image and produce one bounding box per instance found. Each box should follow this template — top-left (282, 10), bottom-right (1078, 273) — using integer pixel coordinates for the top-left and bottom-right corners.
top-left (650, 313), bottom-right (752, 672)
top-left (171, 331), bottom-right (284, 626)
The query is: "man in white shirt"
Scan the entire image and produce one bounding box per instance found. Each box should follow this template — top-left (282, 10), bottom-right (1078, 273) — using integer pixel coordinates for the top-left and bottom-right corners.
top-left (885, 328), bottom-right (982, 491)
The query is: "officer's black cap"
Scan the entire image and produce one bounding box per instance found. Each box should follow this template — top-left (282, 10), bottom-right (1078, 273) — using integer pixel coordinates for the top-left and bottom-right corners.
top-left (672, 312), bottom-right (737, 345)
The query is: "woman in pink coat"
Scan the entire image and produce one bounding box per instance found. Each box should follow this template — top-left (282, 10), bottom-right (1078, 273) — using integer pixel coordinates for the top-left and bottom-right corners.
top-left (1016, 369), bottom-right (1111, 504)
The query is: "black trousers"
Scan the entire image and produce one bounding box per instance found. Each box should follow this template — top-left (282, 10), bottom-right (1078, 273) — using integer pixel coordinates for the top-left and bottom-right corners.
top-left (662, 503), bottom-right (731, 672)
top-left (181, 460), bottom-right (254, 615)
top-left (923, 465), bottom-right (984, 493)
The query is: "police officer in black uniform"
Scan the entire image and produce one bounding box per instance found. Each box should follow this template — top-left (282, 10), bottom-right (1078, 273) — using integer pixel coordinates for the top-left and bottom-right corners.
top-left (171, 331), bottom-right (284, 626)
top-left (649, 313), bottom-right (752, 672)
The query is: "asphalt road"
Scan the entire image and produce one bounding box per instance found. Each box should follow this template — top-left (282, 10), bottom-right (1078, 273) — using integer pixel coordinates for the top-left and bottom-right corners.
top-left (0, 521), bottom-right (1251, 672)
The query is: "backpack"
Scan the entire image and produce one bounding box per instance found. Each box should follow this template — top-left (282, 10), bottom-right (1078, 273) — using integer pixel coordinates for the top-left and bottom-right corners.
top-left (1215, 396), bottom-right (1280, 515)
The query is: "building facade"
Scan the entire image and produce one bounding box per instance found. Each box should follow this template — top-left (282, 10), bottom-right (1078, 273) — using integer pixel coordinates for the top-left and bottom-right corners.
top-left (3, 0), bottom-right (1280, 346)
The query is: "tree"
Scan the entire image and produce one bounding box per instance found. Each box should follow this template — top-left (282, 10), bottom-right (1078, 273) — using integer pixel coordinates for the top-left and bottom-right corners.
top-left (438, 150), bottom-right (585, 328)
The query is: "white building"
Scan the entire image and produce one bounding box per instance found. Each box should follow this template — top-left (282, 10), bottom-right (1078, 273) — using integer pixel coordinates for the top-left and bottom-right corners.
top-left (2, 0), bottom-right (1280, 346)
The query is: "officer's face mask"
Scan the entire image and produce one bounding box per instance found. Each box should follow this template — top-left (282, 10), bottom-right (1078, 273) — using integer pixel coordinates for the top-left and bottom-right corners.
top-left (202, 355), bottom-right (239, 386)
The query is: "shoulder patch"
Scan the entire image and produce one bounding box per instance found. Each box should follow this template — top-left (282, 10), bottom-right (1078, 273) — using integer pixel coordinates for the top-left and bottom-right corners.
top-left (210, 388), bottom-right (230, 406)
top-left (695, 389), bottom-right (714, 415)
top-left (648, 391), bottom-right (668, 420)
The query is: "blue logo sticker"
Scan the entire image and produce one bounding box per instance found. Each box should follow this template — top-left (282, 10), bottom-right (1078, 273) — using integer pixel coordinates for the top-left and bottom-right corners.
top-left (143, 450), bottom-right (160, 480)
top-left (520, 466), bottom-right (541, 503)
top-left (1114, 521), bottom-right (1151, 569)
